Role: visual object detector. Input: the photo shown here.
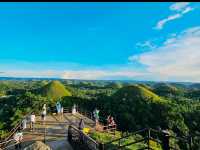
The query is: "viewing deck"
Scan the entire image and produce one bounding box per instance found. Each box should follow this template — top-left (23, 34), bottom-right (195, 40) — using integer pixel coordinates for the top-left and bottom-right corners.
top-left (1, 112), bottom-right (95, 150)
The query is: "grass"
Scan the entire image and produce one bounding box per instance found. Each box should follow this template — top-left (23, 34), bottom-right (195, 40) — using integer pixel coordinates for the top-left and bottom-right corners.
top-left (90, 131), bottom-right (162, 150)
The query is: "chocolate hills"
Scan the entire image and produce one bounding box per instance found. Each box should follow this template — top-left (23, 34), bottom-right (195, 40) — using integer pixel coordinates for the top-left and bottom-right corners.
top-left (108, 84), bottom-right (168, 131)
top-left (153, 83), bottom-right (183, 97)
top-left (112, 84), bottom-right (164, 103)
top-left (39, 80), bottom-right (72, 100)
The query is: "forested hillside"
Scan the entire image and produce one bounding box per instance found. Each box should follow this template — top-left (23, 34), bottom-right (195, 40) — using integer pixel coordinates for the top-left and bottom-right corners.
top-left (0, 80), bottom-right (199, 149)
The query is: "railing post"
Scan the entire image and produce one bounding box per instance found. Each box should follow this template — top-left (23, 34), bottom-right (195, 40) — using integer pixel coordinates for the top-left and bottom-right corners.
top-left (118, 139), bottom-right (121, 147)
top-left (68, 125), bottom-right (72, 143)
top-left (147, 128), bottom-right (151, 150)
top-left (162, 131), bottom-right (170, 150)
top-left (43, 120), bottom-right (46, 143)
top-left (188, 135), bottom-right (193, 150)
top-left (99, 143), bottom-right (105, 150)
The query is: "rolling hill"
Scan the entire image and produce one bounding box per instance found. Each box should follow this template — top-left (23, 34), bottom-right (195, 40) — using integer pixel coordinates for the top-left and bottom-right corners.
top-left (112, 84), bottom-right (164, 103)
top-left (39, 80), bottom-right (72, 100)
top-left (153, 83), bottom-right (183, 97)
top-left (108, 85), bottom-right (168, 131)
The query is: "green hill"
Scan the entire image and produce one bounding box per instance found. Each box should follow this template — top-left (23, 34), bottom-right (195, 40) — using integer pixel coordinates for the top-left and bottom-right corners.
top-left (137, 83), bottom-right (153, 92)
top-left (153, 83), bottom-right (183, 97)
top-left (108, 85), bottom-right (167, 131)
top-left (112, 84), bottom-right (164, 103)
top-left (40, 80), bottom-right (72, 100)
top-left (189, 83), bottom-right (200, 90)
top-left (106, 82), bottom-right (123, 89)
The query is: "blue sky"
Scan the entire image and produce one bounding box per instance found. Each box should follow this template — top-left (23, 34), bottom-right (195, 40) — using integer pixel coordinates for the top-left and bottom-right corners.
top-left (1, 2), bottom-right (200, 82)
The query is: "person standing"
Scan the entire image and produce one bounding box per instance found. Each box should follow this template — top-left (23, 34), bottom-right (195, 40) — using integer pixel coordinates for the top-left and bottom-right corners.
top-left (42, 104), bottom-right (47, 116)
top-left (41, 104), bottom-right (47, 123)
top-left (93, 108), bottom-right (100, 125)
top-left (110, 117), bottom-right (115, 126)
top-left (30, 112), bottom-right (36, 131)
top-left (78, 119), bottom-right (85, 130)
top-left (56, 101), bottom-right (61, 115)
top-left (61, 107), bottom-right (64, 119)
top-left (78, 119), bottom-right (85, 145)
top-left (107, 115), bottom-right (112, 125)
top-left (22, 117), bottom-right (27, 130)
top-left (72, 104), bottom-right (76, 115)
top-left (13, 129), bottom-right (23, 150)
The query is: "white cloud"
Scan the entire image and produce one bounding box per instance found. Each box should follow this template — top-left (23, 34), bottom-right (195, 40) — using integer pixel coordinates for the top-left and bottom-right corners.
top-left (182, 6), bottom-right (193, 14)
top-left (170, 2), bottom-right (189, 11)
top-left (1, 70), bottom-right (62, 78)
top-left (1, 68), bottom-right (145, 80)
top-left (136, 40), bottom-right (156, 50)
top-left (155, 2), bottom-right (194, 30)
top-left (128, 55), bottom-right (140, 62)
top-left (61, 70), bottom-right (144, 80)
top-left (156, 14), bottom-right (182, 30)
top-left (130, 26), bottom-right (200, 82)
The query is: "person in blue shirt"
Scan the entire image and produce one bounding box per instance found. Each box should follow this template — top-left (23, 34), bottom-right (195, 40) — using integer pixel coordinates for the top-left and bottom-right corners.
top-left (56, 101), bottom-right (62, 115)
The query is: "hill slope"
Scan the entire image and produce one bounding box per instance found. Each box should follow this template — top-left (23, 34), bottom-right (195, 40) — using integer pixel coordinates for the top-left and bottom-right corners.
top-left (153, 83), bottom-right (183, 97)
top-left (108, 85), bottom-right (167, 131)
top-left (112, 84), bottom-right (164, 103)
top-left (40, 80), bottom-right (72, 100)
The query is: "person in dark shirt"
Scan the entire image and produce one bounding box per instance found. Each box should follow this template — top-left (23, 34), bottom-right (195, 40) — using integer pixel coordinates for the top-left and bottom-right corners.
top-left (78, 119), bottom-right (85, 130)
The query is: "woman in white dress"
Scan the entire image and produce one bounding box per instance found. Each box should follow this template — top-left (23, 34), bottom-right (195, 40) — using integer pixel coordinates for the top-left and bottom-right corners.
top-left (42, 104), bottom-right (47, 120)
top-left (30, 112), bottom-right (36, 131)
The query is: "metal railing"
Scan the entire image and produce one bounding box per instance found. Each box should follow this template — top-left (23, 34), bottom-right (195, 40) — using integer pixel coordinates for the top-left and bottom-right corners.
top-left (0, 107), bottom-right (71, 150)
top-left (101, 128), bottom-right (200, 150)
top-left (67, 125), bottom-right (200, 150)
top-left (68, 125), bottom-right (99, 150)
top-left (0, 112), bottom-right (32, 149)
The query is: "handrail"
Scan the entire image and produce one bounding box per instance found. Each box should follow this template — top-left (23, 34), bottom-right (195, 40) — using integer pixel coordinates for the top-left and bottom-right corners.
top-left (3, 123), bottom-right (21, 141)
top-left (1, 139), bottom-right (18, 150)
top-left (0, 139), bottom-right (14, 145)
top-left (68, 124), bottom-right (99, 150)
top-left (71, 125), bottom-right (98, 144)
top-left (103, 128), bottom-right (200, 150)
top-left (0, 111), bottom-right (32, 149)
top-left (104, 128), bottom-right (148, 145)
top-left (0, 119), bottom-right (22, 141)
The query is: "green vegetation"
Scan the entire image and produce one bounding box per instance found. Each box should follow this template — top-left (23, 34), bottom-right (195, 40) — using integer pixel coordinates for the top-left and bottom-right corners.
top-left (90, 131), bottom-right (162, 150)
top-left (153, 83), bottom-right (184, 97)
top-left (106, 82), bottom-right (123, 89)
top-left (0, 80), bottom-right (199, 149)
top-left (104, 85), bottom-right (168, 131)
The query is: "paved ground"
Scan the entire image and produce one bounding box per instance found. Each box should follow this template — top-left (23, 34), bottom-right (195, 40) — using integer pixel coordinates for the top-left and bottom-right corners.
top-left (46, 139), bottom-right (72, 150)
top-left (5, 112), bottom-right (95, 150)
